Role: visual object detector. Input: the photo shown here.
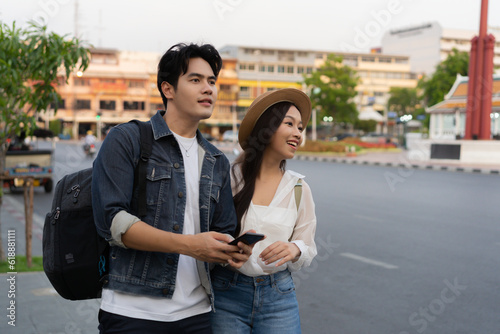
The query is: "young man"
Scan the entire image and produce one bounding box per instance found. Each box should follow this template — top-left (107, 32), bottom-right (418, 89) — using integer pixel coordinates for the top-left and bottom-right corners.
top-left (92, 43), bottom-right (252, 333)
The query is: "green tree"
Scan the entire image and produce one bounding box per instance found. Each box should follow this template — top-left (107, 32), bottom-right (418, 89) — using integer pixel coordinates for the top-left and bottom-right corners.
top-left (303, 54), bottom-right (359, 125)
top-left (419, 48), bottom-right (469, 107)
top-left (387, 87), bottom-right (419, 115)
top-left (0, 21), bottom-right (89, 259)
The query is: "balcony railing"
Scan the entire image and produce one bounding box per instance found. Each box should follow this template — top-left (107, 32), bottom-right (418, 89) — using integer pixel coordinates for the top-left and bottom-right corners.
top-left (217, 91), bottom-right (238, 101)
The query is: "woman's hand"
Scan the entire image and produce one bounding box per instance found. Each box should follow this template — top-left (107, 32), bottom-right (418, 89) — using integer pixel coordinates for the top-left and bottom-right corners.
top-left (259, 241), bottom-right (301, 267)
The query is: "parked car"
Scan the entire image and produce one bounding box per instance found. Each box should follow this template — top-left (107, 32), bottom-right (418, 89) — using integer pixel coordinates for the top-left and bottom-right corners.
top-left (331, 133), bottom-right (356, 141)
top-left (222, 130), bottom-right (238, 142)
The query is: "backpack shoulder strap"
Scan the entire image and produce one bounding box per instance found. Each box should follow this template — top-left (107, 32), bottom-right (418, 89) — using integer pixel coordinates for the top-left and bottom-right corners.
top-left (129, 120), bottom-right (153, 218)
top-left (294, 179), bottom-right (302, 212)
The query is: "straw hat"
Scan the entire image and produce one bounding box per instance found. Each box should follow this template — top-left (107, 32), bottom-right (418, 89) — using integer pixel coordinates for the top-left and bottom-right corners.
top-left (238, 88), bottom-right (311, 150)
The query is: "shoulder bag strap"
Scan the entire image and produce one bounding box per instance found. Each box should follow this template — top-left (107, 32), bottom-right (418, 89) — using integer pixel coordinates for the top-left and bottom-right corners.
top-left (294, 179), bottom-right (302, 212)
top-left (130, 120), bottom-right (153, 218)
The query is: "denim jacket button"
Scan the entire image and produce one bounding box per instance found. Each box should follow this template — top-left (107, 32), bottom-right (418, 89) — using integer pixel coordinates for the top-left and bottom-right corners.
top-left (162, 288), bottom-right (169, 295)
top-left (173, 224), bottom-right (180, 231)
top-left (178, 192), bottom-right (184, 198)
top-left (174, 163), bottom-right (180, 168)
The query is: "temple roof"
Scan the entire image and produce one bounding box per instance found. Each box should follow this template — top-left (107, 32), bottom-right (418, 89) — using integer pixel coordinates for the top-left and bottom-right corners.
top-left (427, 74), bottom-right (500, 113)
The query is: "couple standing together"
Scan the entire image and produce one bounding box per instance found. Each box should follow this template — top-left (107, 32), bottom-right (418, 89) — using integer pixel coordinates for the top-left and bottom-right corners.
top-left (92, 42), bottom-right (318, 333)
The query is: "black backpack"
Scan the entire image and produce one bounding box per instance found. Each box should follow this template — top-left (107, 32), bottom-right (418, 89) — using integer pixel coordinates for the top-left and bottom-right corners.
top-left (43, 120), bottom-right (152, 300)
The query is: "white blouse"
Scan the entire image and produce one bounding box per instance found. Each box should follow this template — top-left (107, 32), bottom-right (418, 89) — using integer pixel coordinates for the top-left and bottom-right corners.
top-left (233, 169), bottom-right (317, 277)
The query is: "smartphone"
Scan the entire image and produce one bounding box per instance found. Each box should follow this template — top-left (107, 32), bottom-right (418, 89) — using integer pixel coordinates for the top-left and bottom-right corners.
top-left (229, 232), bottom-right (265, 246)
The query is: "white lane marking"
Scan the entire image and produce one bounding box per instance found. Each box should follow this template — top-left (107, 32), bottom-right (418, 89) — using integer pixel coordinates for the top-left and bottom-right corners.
top-left (340, 252), bottom-right (398, 269)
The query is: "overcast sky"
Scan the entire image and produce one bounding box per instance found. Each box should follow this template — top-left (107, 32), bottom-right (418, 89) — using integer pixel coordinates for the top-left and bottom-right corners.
top-left (1, 0), bottom-right (500, 54)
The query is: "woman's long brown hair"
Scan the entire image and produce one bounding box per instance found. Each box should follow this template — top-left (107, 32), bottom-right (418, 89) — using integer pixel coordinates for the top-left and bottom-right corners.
top-left (231, 102), bottom-right (293, 234)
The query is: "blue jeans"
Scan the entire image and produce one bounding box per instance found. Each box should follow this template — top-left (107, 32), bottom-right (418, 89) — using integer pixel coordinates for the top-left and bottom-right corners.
top-left (210, 266), bottom-right (301, 334)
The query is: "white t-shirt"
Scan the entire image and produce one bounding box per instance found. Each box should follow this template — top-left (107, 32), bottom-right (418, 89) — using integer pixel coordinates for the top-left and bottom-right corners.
top-left (234, 170), bottom-right (318, 277)
top-left (100, 133), bottom-right (211, 322)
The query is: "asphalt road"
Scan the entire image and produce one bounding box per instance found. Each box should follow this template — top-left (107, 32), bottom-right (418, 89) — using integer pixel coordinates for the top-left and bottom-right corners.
top-left (287, 158), bottom-right (500, 334)
top-left (1, 141), bottom-right (499, 333)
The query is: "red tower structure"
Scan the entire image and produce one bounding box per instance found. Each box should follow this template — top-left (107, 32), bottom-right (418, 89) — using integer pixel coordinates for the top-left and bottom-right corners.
top-left (464, 0), bottom-right (496, 140)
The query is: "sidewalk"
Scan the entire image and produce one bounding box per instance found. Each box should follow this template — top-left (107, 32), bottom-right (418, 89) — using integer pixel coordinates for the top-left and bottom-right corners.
top-left (0, 148), bottom-right (498, 333)
top-left (295, 149), bottom-right (500, 174)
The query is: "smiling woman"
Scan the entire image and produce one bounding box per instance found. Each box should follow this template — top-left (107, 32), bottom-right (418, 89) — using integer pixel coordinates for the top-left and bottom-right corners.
top-left (211, 88), bottom-right (318, 333)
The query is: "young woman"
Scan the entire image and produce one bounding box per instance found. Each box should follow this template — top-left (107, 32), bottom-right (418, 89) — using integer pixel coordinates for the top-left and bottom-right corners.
top-left (211, 88), bottom-right (318, 333)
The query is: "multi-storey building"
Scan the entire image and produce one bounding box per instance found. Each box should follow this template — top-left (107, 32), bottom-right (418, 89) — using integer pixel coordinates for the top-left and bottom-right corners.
top-left (220, 45), bottom-right (418, 134)
top-left (381, 21), bottom-right (500, 75)
top-left (314, 51), bottom-right (418, 121)
top-left (49, 46), bottom-right (418, 139)
top-left (219, 45), bottom-right (310, 109)
top-left (53, 48), bottom-right (160, 140)
top-left (50, 48), bottom-right (239, 140)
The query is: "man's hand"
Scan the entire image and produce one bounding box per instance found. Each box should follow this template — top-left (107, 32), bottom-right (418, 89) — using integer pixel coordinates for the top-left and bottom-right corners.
top-left (259, 241), bottom-right (301, 267)
top-left (183, 232), bottom-right (243, 264)
top-left (226, 241), bottom-right (253, 269)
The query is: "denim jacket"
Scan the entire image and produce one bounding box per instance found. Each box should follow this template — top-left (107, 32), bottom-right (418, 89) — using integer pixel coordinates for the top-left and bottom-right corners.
top-left (92, 111), bottom-right (237, 304)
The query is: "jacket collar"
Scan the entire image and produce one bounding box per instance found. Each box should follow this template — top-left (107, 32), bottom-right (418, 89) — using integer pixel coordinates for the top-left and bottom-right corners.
top-left (150, 110), bottom-right (223, 157)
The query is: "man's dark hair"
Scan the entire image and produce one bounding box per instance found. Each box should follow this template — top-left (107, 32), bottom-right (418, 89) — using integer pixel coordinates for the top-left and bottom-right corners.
top-left (157, 43), bottom-right (222, 108)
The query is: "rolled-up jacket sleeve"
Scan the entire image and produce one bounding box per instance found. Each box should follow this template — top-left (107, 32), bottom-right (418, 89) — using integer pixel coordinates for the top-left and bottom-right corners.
top-left (287, 180), bottom-right (317, 272)
top-left (92, 125), bottom-right (139, 246)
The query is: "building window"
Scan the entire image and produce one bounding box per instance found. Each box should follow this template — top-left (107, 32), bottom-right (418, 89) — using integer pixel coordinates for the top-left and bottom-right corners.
top-left (306, 67), bottom-right (313, 74)
top-left (277, 51), bottom-right (294, 61)
top-left (267, 65), bottom-right (274, 73)
top-left (76, 99), bottom-right (91, 110)
top-left (127, 80), bottom-right (145, 88)
top-left (297, 51), bottom-right (309, 57)
top-left (297, 66), bottom-right (305, 74)
top-left (277, 65), bottom-right (285, 73)
top-left (286, 66), bottom-right (294, 74)
top-left (91, 54), bottom-right (118, 64)
top-left (395, 58), bottom-right (409, 64)
top-left (343, 56), bottom-right (358, 67)
top-left (50, 99), bottom-right (65, 109)
top-left (378, 57), bottom-right (392, 63)
top-left (100, 100), bottom-right (116, 110)
top-left (239, 86), bottom-right (250, 98)
top-left (387, 72), bottom-right (402, 79)
top-left (315, 53), bottom-right (325, 59)
top-left (259, 65), bottom-right (266, 72)
top-left (74, 78), bottom-right (90, 86)
top-left (239, 64), bottom-right (247, 70)
top-left (123, 101), bottom-right (145, 110)
top-left (248, 64), bottom-right (255, 71)
top-left (361, 56), bottom-right (375, 62)
top-left (261, 49), bottom-right (274, 55)
top-left (374, 91), bottom-right (384, 97)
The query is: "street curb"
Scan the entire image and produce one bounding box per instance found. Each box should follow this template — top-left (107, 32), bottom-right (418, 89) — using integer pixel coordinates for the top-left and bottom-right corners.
top-left (294, 155), bottom-right (500, 175)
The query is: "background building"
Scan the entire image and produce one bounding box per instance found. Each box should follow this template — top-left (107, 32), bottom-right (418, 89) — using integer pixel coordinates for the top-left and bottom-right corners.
top-left (426, 74), bottom-right (500, 139)
top-left (48, 45), bottom-right (419, 140)
top-left (52, 48), bottom-right (160, 140)
top-left (381, 21), bottom-right (500, 75)
top-left (314, 51), bottom-right (418, 134)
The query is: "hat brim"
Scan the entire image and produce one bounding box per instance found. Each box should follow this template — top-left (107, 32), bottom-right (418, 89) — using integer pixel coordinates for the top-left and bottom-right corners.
top-left (239, 88), bottom-right (311, 150)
